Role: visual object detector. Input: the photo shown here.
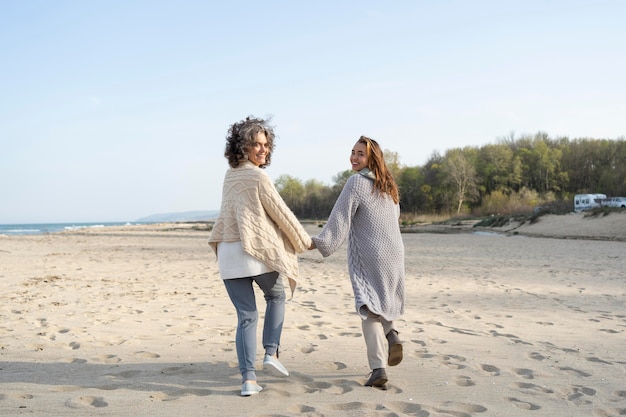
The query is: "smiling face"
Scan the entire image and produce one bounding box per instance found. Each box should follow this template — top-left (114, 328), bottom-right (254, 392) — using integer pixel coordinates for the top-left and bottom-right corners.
top-left (246, 131), bottom-right (269, 167)
top-left (350, 141), bottom-right (369, 171)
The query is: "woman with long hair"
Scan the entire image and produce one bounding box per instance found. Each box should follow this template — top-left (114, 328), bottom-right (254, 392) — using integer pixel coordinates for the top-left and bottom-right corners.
top-left (311, 136), bottom-right (405, 389)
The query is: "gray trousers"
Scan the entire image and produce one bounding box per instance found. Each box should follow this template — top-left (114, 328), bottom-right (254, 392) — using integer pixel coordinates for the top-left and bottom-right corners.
top-left (361, 309), bottom-right (394, 370)
top-left (223, 271), bottom-right (285, 382)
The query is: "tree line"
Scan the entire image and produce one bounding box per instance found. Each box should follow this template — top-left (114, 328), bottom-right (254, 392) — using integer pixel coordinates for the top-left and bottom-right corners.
top-left (275, 133), bottom-right (626, 219)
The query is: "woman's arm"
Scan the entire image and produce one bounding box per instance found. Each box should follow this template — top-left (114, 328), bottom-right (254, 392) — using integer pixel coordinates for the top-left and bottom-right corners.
top-left (311, 175), bottom-right (359, 257)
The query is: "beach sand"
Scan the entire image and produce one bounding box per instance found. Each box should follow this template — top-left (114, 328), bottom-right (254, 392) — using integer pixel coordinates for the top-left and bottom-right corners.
top-left (1, 213), bottom-right (625, 416)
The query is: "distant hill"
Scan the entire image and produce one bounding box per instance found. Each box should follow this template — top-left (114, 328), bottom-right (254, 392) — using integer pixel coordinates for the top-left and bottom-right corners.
top-left (136, 210), bottom-right (219, 223)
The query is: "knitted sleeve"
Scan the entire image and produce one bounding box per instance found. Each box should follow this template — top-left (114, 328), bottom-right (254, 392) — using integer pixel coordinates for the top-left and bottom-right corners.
top-left (312, 175), bottom-right (360, 257)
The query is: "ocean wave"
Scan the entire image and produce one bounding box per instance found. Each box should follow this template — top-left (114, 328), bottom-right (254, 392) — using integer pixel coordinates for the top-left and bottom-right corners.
top-left (0, 222), bottom-right (140, 236)
top-left (1, 228), bottom-right (41, 234)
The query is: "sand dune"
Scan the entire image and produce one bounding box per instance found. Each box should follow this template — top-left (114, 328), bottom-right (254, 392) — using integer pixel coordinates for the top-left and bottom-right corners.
top-left (1, 216), bottom-right (625, 416)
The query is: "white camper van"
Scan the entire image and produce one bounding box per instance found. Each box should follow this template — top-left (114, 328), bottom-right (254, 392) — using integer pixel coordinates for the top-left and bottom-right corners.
top-left (574, 194), bottom-right (606, 212)
top-left (602, 197), bottom-right (626, 208)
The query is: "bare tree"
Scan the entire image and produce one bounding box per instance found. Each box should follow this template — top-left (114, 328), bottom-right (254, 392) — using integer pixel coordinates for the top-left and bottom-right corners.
top-left (443, 149), bottom-right (480, 214)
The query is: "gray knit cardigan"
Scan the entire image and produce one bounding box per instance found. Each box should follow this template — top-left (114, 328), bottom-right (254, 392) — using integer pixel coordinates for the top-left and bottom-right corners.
top-left (312, 172), bottom-right (405, 321)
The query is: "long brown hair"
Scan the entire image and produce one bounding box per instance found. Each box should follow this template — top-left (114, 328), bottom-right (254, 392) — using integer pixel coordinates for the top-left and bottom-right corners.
top-left (358, 136), bottom-right (399, 204)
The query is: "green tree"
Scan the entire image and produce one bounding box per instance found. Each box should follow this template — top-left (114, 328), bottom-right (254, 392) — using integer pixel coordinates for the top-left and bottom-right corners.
top-left (384, 149), bottom-right (402, 180)
top-left (301, 179), bottom-right (336, 219)
top-left (275, 175), bottom-right (305, 213)
top-left (477, 143), bottom-right (516, 195)
top-left (332, 170), bottom-right (353, 189)
top-left (397, 166), bottom-right (426, 214)
top-left (422, 151), bottom-right (446, 213)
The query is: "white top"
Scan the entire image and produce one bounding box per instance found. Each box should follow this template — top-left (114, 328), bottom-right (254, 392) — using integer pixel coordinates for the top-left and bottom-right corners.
top-left (217, 241), bottom-right (273, 279)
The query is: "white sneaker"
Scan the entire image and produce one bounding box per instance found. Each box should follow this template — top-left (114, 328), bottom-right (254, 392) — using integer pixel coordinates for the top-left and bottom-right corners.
top-left (241, 381), bottom-right (263, 396)
top-left (263, 354), bottom-right (289, 377)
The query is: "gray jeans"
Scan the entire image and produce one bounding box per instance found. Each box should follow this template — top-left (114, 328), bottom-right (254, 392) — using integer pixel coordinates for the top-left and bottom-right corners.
top-left (223, 271), bottom-right (285, 382)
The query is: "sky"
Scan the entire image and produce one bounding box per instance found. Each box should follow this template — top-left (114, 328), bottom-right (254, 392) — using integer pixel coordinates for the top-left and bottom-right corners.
top-left (1, 0), bottom-right (625, 224)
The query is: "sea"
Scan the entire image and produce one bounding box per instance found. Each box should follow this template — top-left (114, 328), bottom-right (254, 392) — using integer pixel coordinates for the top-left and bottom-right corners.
top-left (0, 222), bottom-right (146, 236)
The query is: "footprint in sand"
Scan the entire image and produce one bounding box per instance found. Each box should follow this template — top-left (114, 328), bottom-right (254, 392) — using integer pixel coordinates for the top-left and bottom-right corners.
top-left (435, 402), bottom-right (488, 414)
top-left (264, 386), bottom-right (307, 397)
top-left (592, 407), bottom-right (626, 417)
top-left (299, 300), bottom-right (322, 312)
top-left (304, 381), bottom-right (351, 395)
top-left (547, 343), bottom-right (579, 353)
top-left (455, 375), bottom-right (475, 387)
top-left (312, 321), bottom-right (332, 328)
top-left (338, 331), bottom-right (361, 338)
top-left (564, 385), bottom-right (596, 405)
top-left (287, 405), bottom-right (317, 414)
top-left (513, 368), bottom-right (535, 379)
top-left (65, 396), bottom-right (108, 408)
top-left (161, 366), bottom-right (196, 375)
top-left (133, 350), bottom-right (160, 359)
top-left (163, 388), bottom-right (213, 400)
top-left (489, 329), bottom-right (522, 341)
top-left (613, 390), bottom-right (626, 399)
top-left (449, 327), bottom-right (481, 336)
top-left (439, 354), bottom-right (467, 370)
top-left (298, 344), bottom-right (317, 354)
top-left (557, 366), bottom-right (591, 378)
top-left (327, 401), bottom-right (390, 412)
top-left (480, 364), bottom-right (500, 376)
top-left (506, 397), bottom-right (540, 410)
top-left (383, 401), bottom-right (428, 415)
top-left (320, 361), bottom-right (347, 371)
top-left (93, 354), bottom-right (121, 364)
top-left (586, 356), bottom-right (612, 365)
top-left (327, 379), bottom-right (356, 394)
top-left (513, 382), bottom-right (554, 395)
top-left (415, 352), bottom-right (435, 359)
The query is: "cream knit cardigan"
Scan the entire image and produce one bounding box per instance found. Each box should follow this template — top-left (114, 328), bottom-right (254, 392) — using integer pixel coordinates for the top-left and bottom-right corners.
top-left (208, 162), bottom-right (312, 296)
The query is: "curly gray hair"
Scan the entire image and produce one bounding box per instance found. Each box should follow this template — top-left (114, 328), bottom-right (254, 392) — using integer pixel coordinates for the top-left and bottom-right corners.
top-left (224, 116), bottom-right (275, 168)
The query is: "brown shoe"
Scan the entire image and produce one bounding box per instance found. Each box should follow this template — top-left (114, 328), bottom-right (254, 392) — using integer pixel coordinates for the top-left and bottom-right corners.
top-left (364, 368), bottom-right (388, 387)
top-left (386, 330), bottom-right (403, 366)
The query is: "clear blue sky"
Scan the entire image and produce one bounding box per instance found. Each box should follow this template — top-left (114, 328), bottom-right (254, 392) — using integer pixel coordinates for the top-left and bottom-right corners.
top-left (1, 0), bottom-right (625, 223)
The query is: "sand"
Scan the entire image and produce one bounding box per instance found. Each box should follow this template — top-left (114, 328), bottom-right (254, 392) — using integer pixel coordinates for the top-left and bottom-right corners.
top-left (1, 213), bottom-right (625, 416)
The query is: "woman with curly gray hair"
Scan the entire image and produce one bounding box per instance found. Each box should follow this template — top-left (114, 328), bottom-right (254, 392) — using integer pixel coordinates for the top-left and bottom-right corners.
top-left (209, 116), bottom-right (312, 396)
